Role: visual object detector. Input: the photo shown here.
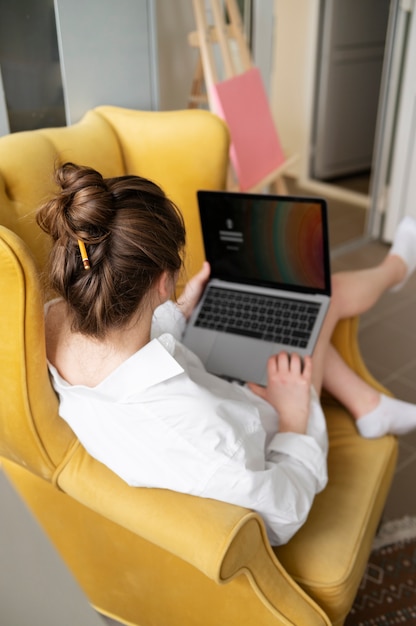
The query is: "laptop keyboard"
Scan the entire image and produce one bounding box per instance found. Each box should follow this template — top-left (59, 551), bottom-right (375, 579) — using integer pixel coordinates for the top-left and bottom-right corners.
top-left (194, 286), bottom-right (320, 348)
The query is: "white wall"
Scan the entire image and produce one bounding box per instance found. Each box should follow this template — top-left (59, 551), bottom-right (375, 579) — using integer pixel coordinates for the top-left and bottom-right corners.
top-left (156, 0), bottom-right (198, 110)
top-left (252, 0), bottom-right (275, 94)
top-left (55, 0), bottom-right (160, 124)
top-left (271, 0), bottom-right (321, 179)
top-left (0, 1), bottom-right (290, 133)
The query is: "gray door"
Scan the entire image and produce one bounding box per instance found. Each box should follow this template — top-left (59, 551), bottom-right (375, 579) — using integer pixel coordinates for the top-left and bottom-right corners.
top-left (312, 0), bottom-right (390, 180)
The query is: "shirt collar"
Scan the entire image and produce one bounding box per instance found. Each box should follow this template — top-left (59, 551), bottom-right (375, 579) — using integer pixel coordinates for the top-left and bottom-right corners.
top-left (49, 334), bottom-right (184, 401)
top-left (107, 335), bottom-right (184, 400)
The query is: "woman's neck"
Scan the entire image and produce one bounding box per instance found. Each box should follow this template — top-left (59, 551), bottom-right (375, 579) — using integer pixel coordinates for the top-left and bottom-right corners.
top-left (46, 300), bottom-right (154, 387)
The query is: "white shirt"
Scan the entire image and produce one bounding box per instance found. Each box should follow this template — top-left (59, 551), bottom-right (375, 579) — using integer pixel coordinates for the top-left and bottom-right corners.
top-left (47, 301), bottom-right (328, 546)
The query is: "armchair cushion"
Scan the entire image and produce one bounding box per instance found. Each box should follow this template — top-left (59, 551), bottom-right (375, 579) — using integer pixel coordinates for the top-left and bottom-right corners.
top-left (276, 404), bottom-right (396, 622)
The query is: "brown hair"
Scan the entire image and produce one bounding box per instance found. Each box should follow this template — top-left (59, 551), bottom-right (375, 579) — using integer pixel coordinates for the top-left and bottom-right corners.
top-left (37, 162), bottom-right (186, 338)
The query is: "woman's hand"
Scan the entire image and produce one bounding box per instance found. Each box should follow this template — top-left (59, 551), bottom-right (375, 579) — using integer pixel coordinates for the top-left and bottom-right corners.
top-left (177, 262), bottom-right (211, 320)
top-left (247, 352), bottom-right (312, 434)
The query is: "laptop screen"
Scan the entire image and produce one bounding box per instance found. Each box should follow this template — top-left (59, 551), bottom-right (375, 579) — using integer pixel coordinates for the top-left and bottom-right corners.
top-left (197, 191), bottom-right (331, 295)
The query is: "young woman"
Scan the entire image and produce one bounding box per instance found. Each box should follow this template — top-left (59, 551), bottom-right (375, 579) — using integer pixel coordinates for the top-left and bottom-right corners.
top-left (38, 162), bottom-right (416, 546)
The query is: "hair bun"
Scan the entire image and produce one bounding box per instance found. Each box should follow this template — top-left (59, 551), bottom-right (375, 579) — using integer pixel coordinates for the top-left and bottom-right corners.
top-left (57, 161), bottom-right (105, 192)
top-left (39, 163), bottom-right (114, 243)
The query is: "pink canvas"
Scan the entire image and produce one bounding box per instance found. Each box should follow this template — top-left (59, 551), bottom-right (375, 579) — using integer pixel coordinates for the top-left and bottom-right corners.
top-left (210, 67), bottom-right (285, 190)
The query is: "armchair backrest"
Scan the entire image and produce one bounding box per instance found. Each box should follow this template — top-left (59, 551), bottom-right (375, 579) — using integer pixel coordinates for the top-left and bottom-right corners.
top-left (0, 107), bottom-right (229, 479)
top-left (0, 109), bottom-right (125, 274)
top-left (0, 227), bottom-right (72, 478)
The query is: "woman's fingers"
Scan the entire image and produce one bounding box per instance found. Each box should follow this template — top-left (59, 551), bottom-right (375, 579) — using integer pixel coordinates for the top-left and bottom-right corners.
top-left (269, 352), bottom-right (305, 377)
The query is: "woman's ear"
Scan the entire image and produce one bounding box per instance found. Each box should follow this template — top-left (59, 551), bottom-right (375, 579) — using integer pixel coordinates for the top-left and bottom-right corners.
top-left (156, 271), bottom-right (175, 304)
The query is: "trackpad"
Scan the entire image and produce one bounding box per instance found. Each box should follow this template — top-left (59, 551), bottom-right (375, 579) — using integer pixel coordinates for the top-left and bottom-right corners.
top-left (205, 336), bottom-right (267, 384)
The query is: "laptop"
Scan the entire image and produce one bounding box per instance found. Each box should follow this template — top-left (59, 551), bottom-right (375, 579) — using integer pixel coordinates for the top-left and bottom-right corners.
top-left (182, 190), bottom-right (331, 385)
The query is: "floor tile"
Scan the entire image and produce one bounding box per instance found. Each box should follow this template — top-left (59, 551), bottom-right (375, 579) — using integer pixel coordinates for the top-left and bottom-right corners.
top-left (381, 375), bottom-right (416, 405)
top-left (359, 322), bottom-right (416, 375)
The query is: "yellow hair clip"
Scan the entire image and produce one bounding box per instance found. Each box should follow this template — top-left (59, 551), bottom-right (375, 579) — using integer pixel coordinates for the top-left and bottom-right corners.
top-left (77, 239), bottom-right (90, 270)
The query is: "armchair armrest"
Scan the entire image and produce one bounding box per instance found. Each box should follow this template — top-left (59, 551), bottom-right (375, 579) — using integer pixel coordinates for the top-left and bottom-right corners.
top-left (331, 317), bottom-right (390, 394)
top-left (56, 442), bottom-right (331, 625)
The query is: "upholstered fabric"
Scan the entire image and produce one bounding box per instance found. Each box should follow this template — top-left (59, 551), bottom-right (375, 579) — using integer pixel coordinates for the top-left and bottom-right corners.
top-left (0, 227), bottom-right (72, 475)
top-left (0, 106), bottom-right (398, 626)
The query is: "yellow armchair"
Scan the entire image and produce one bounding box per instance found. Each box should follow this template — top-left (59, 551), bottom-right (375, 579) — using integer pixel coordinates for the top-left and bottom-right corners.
top-left (0, 106), bottom-right (397, 626)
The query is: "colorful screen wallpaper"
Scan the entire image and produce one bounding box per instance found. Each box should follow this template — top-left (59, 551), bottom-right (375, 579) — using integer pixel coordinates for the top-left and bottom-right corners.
top-left (200, 194), bottom-right (329, 292)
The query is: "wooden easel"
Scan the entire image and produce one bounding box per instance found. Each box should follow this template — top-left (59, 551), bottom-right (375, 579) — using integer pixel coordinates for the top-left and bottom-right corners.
top-left (188, 0), bottom-right (252, 109)
top-left (188, 0), bottom-right (296, 193)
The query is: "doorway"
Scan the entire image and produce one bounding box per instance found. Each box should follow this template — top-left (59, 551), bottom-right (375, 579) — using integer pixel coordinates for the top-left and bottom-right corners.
top-left (311, 0), bottom-right (390, 200)
top-left (272, 0), bottom-right (411, 252)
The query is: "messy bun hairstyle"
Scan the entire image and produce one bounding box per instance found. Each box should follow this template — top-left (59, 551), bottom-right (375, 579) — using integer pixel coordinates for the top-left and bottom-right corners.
top-left (37, 162), bottom-right (186, 338)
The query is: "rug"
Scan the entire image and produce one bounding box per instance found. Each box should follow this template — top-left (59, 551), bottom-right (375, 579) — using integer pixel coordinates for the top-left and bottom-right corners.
top-left (345, 516), bottom-right (416, 625)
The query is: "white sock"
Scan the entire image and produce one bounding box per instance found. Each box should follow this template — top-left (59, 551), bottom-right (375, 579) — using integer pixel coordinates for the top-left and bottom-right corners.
top-left (356, 394), bottom-right (416, 438)
top-left (389, 216), bottom-right (416, 292)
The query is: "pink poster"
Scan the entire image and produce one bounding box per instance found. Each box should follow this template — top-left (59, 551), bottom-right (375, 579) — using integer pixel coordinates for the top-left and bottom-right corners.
top-left (211, 67), bottom-right (285, 190)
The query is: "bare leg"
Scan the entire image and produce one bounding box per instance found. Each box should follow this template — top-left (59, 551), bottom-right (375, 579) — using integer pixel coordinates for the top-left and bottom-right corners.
top-left (311, 254), bottom-right (406, 395)
top-left (322, 341), bottom-right (416, 437)
top-left (321, 343), bottom-right (380, 418)
top-left (313, 213), bottom-right (416, 393)
top-left (310, 220), bottom-right (416, 437)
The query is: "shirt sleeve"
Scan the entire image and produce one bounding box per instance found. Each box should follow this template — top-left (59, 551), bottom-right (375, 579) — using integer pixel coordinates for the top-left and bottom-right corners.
top-left (200, 431), bottom-right (328, 546)
top-left (198, 389), bottom-right (328, 546)
top-left (151, 301), bottom-right (187, 340)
